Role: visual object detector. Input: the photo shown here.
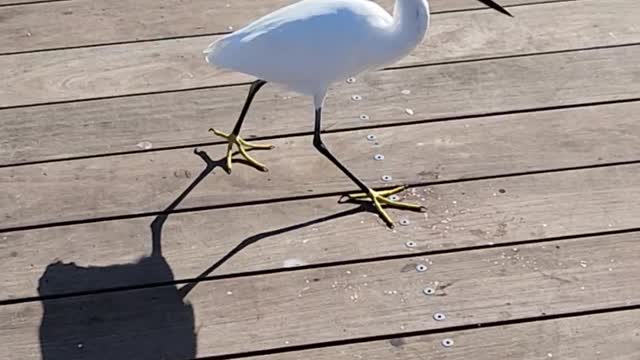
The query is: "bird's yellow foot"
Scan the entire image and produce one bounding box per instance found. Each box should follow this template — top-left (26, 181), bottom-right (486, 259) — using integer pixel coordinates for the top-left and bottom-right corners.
top-left (209, 128), bottom-right (274, 173)
top-left (346, 186), bottom-right (426, 227)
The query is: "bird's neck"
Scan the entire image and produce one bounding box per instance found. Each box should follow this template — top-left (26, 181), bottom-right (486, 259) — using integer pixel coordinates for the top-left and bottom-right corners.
top-left (391, 0), bottom-right (430, 48)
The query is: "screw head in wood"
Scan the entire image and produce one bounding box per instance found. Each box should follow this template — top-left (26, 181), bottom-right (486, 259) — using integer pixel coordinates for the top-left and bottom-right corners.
top-left (400, 219), bottom-right (410, 226)
top-left (367, 134), bottom-right (376, 141)
top-left (346, 77), bottom-right (356, 84)
top-left (405, 241), bottom-right (416, 248)
top-left (374, 154), bottom-right (384, 161)
top-left (389, 194), bottom-right (400, 201)
top-left (433, 312), bottom-right (446, 321)
top-left (416, 264), bottom-right (428, 272)
top-left (351, 94), bottom-right (362, 101)
top-left (423, 287), bottom-right (435, 295)
top-left (360, 114), bottom-right (369, 120)
top-left (441, 338), bottom-right (454, 347)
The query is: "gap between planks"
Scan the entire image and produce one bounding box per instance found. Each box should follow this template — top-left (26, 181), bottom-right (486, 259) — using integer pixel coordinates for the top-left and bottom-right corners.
top-left (0, 0), bottom-right (66, 7)
top-left (215, 308), bottom-right (640, 360)
top-left (2, 160), bottom-right (640, 235)
top-left (1, 97), bottom-right (638, 170)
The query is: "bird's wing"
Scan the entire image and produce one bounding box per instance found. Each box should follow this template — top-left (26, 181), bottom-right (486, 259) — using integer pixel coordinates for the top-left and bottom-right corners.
top-left (204, 0), bottom-right (392, 87)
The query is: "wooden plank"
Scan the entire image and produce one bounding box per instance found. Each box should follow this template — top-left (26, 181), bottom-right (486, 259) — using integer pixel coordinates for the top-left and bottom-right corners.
top-left (1, 0), bottom-right (638, 107)
top-left (2, 44), bottom-right (640, 167)
top-left (0, 234), bottom-right (637, 358)
top-left (2, 163), bottom-right (640, 301)
top-left (2, 100), bottom-right (640, 229)
top-left (0, 0), bottom-right (563, 53)
top-left (249, 310), bottom-right (640, 360)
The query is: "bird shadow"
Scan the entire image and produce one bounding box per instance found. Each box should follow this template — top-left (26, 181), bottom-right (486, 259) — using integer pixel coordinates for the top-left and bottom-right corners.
top-left (177, 205), bottom-right (364, 298)
top-left (37, 147), bottom-right (366, 359)
top-left (36, 148), bottom-right (224, 360)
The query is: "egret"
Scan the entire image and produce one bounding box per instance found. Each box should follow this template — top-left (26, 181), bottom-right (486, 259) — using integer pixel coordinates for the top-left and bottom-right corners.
top-left (203, 0), bottom-right (512, 227)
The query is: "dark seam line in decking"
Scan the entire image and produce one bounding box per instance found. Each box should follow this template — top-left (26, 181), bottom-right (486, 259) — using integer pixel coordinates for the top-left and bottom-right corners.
top-left (0, 0), bottom-right (576, 56)
top-left (384, 41), bottom-right (640, 71)
top-left (0, 81), bottom-right (253, 111)
top-left (1, 225), bottom-right (639, 306)
top-left (0, 0), bottom-right (68, 8)
top-left (326, 97), bottom-right (640, 138)
top-left (1, 96), bottom-right (638, 169)
top-left (1, 159), bottom-right (640, 234)
top-left (195, 304), bottom-right (640, 360)
top-left (435, 0), bottom-right (577, 15)
top-left (1, 41), bottom-right (637, 111)
top-left (0, 32), bottom-right (228, 58)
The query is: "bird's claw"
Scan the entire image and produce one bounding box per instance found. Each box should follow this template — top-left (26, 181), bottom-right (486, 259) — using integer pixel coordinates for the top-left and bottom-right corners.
top-left (209, 128), bottom-right (274, 173)
top-left (343, 186), bottom-right (426, 228)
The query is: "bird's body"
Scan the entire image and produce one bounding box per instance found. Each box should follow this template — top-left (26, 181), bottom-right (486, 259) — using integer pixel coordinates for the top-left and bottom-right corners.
top-left (203, 0), bottom-right (512, 227)
top-left (205, 0), bottom-right (429, 99)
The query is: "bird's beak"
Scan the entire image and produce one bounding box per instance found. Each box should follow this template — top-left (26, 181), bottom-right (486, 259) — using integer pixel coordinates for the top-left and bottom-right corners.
top-left (477, 0), bottom-right (514, 17)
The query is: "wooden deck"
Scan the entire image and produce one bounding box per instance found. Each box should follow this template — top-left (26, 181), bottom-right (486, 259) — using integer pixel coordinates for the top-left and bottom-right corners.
top-left (1, 0), bottom-right (639, 358)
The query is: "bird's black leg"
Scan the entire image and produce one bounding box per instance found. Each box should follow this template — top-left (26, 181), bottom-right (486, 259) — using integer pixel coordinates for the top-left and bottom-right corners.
top-left (231, 79), bottom-right (267, 135)
top-left (313, 107), bottom-right (370, 193)
top-left (313, 107), bottom-right (426, 228)
top-left (209, 79), bottom-right (273, 173)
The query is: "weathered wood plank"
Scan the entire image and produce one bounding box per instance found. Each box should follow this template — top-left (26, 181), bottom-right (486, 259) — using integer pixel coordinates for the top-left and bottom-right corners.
top-left (2, 101), bottom-right (640, 230)
top-left (2, 0), bottom-right (638, 107)
top-left (0, 234), bottom-right (637, 358)
top-left (2, 44), bottom-right (639, 166)
top-left (0, 0), bottom-right (565, 53)
top-left (250, 310), bottom-right (640, 360)
top-left (2, 163), bottom-right (639, 301)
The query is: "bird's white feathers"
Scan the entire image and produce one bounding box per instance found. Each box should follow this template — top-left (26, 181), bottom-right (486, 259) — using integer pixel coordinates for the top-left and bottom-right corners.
top-left (204, 0), bottom-right (429, 97)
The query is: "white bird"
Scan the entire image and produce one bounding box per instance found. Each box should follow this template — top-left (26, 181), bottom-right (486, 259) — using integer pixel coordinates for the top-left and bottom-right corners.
top-left (203, 0), bottom-right (512, 228)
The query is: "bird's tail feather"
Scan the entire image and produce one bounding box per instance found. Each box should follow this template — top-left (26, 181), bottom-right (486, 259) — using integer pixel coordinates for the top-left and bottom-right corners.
top-left (203, 36), bottom-right (230, 66)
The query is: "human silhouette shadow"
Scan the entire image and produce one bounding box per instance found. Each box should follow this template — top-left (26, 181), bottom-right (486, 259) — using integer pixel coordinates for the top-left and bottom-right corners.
top-left (37, 147), bottom-right (366, 359)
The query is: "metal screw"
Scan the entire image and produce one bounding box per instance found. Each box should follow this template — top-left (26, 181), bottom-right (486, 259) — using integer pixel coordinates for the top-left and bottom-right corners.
top-left (405, 241), bottom-right (416, 248)
top-left (423, 287), bottom-right (435, 295)
top-left (346, 77), bottom-right (356, 84)
top-left (389, 195), bottom-right (400, 201)
top-left (360, 114), bottom-right (369, 120)
top-left (441, 338), bottom-right (454, 347)
top-left (367, 134), bottom-right (376, 141)
top-left (416, 264), bottom-right (427, 272)
top-left (400, 219), bottom-right (410, 226)
top-left (381, 175), bottom-right (392, 182)
top-left (433, 312), bottom-right (446, 321)
top-left (374, 154), bottom-right (384, 161)
top-left (351, 94), bottom-right (362, 101)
